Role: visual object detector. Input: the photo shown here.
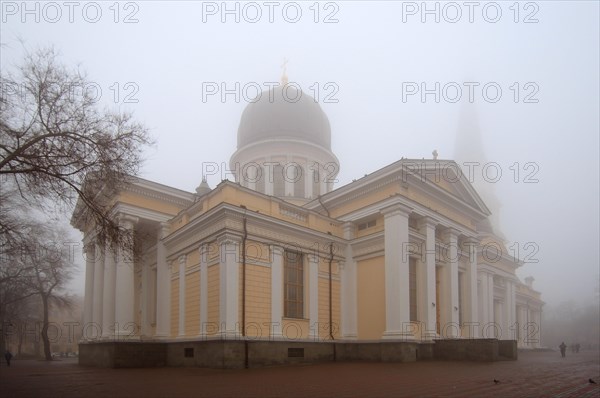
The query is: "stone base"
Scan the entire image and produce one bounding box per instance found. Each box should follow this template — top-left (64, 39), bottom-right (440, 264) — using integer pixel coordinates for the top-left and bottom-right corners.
top-left (433, 338), bottom-right (518, 361)
top-left (79, 338), bottom-right (517, 368)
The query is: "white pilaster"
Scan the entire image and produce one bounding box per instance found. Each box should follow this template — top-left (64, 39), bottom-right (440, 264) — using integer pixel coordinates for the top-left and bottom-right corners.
top-left (199, 244), bottom-right (208, 335)
top-left (115, 215), bottom-right (138, 338)
top-left (341, 222), bottom-right (358, 339)
top-left (219, 235), bottom-right (240, 338)
top-left (418, 217), bottom-right (438, 339)
top-left (155, 223), bottom-right (171, 338)
top-left (464, 237), bottom-right (479, 338)
top-left (270, 245), bottom-right (284, 339)
top-left (308, 253), bottom-right (319, 339)
top-left (441, 228), bottom-right (460, 338)
top-left (101, 243), bottom-right (116, 338)
top-left (178, 255), bottom-right (186, 336)
top-left (381, 203), bottom-right (413, 339)
top-left (92, 240), bottom-right (104, 338)
top-left (83, 242), bottom-right (95, 338)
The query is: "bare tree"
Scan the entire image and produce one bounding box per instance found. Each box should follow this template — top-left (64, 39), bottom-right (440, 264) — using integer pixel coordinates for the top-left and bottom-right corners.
top-left (0, 46), bottom-right (152, 250)
top-left (16, 224), bottom-right (75, 361)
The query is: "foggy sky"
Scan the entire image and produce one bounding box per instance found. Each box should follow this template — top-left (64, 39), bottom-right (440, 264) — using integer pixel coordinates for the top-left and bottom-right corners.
top-left (1, 1), bottom-right (598, 308)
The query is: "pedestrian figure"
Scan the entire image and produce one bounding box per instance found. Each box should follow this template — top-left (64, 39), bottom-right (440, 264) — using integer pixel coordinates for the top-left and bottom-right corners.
top-left (575, 343), bottom-right (580, 353)
top-left (559, 342), bottom-right (567, 358)
top-left (4, 350), bottom-right (12, 367)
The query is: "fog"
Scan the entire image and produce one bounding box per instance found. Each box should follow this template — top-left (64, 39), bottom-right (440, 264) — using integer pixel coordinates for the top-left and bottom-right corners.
top-left (1, 1), bottom-right (598, 312)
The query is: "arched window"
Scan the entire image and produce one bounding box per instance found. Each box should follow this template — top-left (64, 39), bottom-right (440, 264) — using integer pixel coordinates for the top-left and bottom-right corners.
top-left (273, 164), bottom-right (285, 196)
top-left (255, 165), bottom-right (265, 194)
top-left (312, 168), bottom-right (320, 197)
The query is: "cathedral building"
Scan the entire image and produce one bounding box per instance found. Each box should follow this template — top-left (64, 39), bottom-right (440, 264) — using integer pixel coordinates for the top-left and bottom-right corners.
top-left (72, 81), bottom-right (543, 368)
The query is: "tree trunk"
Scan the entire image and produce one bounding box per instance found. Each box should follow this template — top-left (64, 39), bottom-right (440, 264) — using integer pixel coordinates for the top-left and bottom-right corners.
top-left (41, 295), bottom-right (52, 360)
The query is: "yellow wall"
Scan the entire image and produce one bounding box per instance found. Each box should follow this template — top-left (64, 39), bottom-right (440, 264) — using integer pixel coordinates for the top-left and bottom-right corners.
top-left (357, 256), bottom-right (386, 340)
top-left (330, 184), bottom-right (401, 219)
top-left (207, 264), bottom-right (220, 334)
top-left (185, 271), bottom-right (200, 335)
top-left (282, 318), bottom-right (310, 340)
top-left (318, 278), bottom-right (341, 339)
top-left (406, 189), bottom-right (472, 229)
top-left (239, 264), bottom-right (271, 338)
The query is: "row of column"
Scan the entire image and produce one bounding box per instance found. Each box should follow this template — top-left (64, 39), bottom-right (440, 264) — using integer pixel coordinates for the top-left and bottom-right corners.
top-left (82, 215), bottom-right (138, 339)
top-left (242, 160), bottom-right (329, 198)
top-left (380, 203), bottom-right (479, 339)
top-left (479, 272), bottom-right (520, 340)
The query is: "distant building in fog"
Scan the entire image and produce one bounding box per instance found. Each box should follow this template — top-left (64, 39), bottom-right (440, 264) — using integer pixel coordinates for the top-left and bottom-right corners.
top-left (72, 78), bottom-right (543, 367)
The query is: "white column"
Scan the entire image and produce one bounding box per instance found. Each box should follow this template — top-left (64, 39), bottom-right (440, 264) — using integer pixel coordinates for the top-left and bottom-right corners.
top-left (418, 217), bottom-right (438, 339)
top-left (199, 244), bottom-right (208, 335)
top-left (479, 271), bottom-right (489, 331)
top-left (505, 280), bottom-right (516, 340)
top-left (516, 305), bottom-right (525, 347)
top-left (308, 253), bottom-right (320, 339)
top-left (534, 311), bottom-right (541, 348)
top-left (381, 203), bottom-right (413, 339)
top-left (270, 245), bottom-right (284, 339)
top-left (441, 228), bottom-right (460, 338)
top-left (101, 243), bottom-right (116, 338)
top-left (178, 255), bottom-right (186, 336)
top-left (341, 223), bottom-right (357, 339)
top-left (155, 223), bottom-right (171, 338)
top-left (487, 274), bottom-right (495, 336)
top-left (92, 240), bottom-right (104, 338)
top-left (83, 243), bottom-right (95, 338)
top-left (219, 235), bottom-right (239, 338)
top-left (115, 215), bottom-right (138, 338)
top-left (141, 260), bottom-right (151, 337)
top-left (464, 237), bottom-right (479, 338)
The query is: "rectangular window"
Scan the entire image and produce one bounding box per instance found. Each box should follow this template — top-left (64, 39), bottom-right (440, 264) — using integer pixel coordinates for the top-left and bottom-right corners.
top-left (409, 258), bottom-right (418, 321)
top-left (358, 219), bottom-right (376, 231)
top-left (184, 348), bottom-right (194, 358)
top-left (294, 165), bottom-right (305, 198)
top-left (273, 164), bottom-right (285, 196)
top-left (284, 250), bottom-right (304, 319)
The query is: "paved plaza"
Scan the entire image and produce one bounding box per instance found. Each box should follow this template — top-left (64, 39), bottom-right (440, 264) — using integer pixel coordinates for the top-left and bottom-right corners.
top-left (1, 349), bottom-right (598, 397)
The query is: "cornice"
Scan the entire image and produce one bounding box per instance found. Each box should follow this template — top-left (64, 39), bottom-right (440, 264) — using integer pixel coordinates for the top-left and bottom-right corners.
top-left (127, 178), bottom-right (196, 208)
top-left (306, 160), bottom-right (490, 221)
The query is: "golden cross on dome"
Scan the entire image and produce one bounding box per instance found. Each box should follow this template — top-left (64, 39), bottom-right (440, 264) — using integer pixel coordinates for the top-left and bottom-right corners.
top-left (280, 57), bottom-right (289, 85)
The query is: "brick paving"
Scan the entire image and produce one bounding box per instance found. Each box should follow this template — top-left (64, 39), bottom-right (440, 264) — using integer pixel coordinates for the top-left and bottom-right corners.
top-left (0, 350), bottom-right (598, 397)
